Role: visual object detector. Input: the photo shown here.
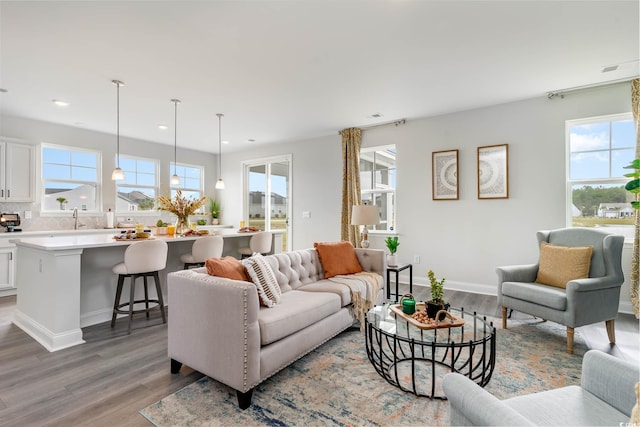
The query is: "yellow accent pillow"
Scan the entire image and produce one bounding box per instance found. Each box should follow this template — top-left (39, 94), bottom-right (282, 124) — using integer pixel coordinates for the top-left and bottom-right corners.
top-left (535, 242), bottom-right (593, 288)
top-left (314, 241), bottom-right (363, 279)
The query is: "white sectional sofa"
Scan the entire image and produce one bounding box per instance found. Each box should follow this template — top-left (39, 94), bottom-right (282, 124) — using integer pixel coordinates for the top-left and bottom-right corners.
top-left (167, 246), bottom-right (385, 409)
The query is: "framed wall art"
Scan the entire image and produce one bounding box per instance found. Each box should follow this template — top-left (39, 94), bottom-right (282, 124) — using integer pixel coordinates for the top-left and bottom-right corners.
top-left (477, 144), bottom-right (509, 199)
top-left (432, 149), bottom-right (459, 200)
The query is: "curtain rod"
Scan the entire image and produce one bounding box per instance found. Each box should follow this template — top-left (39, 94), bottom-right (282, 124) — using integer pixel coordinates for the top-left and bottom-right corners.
top-left (338, 118), bottom-right (406, 135)
top-left (547, 76), bottom-right (639, 99)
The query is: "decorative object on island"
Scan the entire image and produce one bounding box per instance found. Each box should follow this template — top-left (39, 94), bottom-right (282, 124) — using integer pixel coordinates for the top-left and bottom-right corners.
top-left (210, 198), bottom-right (221, 225)
top-left (427, 269), bottom-right (448, 320)
top-left (350, 203), bottom-right (380, 248)
top-left (170, 99), bottom-right (181, 186)
top-left (56, 197), bottom-right (67, 210)
top-left (400, 293), bottom-right (415, 315)
top-left (155, 219), bottom-right (169, 235)
top-left (215, 113), bottom-right (225, 190)
top-left (384, 236), bottom-right (399, 266)
top-left (111, 79), bottom-right (125, 181)
top-left (156, 189), bottom-right (207, 235)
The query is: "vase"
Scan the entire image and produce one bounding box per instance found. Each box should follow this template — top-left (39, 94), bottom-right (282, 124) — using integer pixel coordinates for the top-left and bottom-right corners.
top-left (387, 254), bottom-right (398, 267)
top-left (175, 216), bottom-right (189, 235)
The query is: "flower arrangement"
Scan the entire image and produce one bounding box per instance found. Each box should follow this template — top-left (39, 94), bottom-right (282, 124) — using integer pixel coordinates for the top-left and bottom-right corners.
top-left (156, 189), bottom-right (207, 233)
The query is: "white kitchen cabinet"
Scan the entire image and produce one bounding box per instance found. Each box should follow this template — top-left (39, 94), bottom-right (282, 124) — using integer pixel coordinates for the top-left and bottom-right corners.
top-left (0, 141), bottom-right (35, 202)
top-left (0, 246), bottom-right (15, 291)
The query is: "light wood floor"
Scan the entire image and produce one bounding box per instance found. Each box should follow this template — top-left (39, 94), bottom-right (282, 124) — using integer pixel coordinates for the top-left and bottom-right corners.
top-left (0, 288), bottom-right (638, 426)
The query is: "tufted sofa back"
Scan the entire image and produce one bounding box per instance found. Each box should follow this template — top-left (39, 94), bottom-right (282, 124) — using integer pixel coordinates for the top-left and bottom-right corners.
top-left (261, 249), bottom-right (323, 292)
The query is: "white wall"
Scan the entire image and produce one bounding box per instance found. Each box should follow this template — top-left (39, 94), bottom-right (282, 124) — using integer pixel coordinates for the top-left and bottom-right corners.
top-left (216, 83), bottom-right (634, 312)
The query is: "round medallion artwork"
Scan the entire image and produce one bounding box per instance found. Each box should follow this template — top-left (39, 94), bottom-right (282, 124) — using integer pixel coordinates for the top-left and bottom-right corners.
top-left (440, 159), bottom-right (458, 191)
top-left (478, 158), bottom-right (499, 190)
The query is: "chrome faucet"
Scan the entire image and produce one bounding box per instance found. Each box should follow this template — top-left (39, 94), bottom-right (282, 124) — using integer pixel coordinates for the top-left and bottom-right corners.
top-left (72, 207), bottom-right (85, 230)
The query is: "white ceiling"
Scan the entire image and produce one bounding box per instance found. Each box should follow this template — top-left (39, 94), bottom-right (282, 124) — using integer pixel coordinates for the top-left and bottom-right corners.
top-left (1, 1), bottom-right (638, 153)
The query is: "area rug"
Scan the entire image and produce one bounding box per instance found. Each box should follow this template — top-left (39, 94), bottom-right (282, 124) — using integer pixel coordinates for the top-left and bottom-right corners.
top-left (141, 317), bottom-right (587, 426)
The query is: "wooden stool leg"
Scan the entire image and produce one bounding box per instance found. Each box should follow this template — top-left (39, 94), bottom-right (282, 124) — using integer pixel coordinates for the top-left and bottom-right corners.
top-left (143, 275), bottom-right (150, 318)
top-left (111, 275), bottom-right (125, 328)
top-left (566, 327), bottom-right (574, 354)
top-left (154, 271), bottom-right (167, 324)
top-left (128, 275), bottom-right (137, 334)
top-left (606, 319), bottom-right (616, 344)
top-left (501, 306), bottom-right (507, 329)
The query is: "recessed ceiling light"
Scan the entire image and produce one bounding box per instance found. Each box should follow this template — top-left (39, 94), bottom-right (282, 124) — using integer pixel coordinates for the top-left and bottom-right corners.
top-left (0, 88), bottom-right (8, 93)
top-left (248, 139), bottom-right (256, 143)
top-left (158, 124), bottom-right (169, 130)
top-left (222, 140), bottom-right (229, 144)
top-left (368, 113), bottom-right (384, 119)
top-left (602, 65), bottom-right (619, 73)
top-left (52, 99), bottom-right (69, 107)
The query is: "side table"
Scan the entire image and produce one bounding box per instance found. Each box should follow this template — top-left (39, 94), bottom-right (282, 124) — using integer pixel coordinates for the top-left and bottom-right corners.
top-left (386, 263), bottom-right (412, 301)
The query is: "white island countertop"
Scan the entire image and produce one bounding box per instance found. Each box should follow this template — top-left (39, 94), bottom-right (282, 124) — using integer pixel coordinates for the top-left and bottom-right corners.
top-left (11, 228), bottom-right (278, 251)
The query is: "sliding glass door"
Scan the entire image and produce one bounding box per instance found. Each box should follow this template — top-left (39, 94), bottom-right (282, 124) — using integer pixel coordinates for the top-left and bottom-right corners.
top-left (243, 155), bottom-right (291, 252)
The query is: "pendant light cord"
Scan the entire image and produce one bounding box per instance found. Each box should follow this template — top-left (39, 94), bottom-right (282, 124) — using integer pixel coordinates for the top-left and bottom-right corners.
top-left (174, 101), bottom-right (177, 168)
top-left (115, 81), bottom-right (121, 169)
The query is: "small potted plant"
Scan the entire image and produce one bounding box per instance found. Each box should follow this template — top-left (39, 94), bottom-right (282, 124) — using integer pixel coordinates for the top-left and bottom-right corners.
top-left (210, 198), bottom-right (221, 225)
top-left (384, 236), bottom-right (399, 267)
top-left (56, 197), bottom-right (67, 210)
top-left (155, 219), bottom-right (169, 235)
top-left (427, 269), bottom-right (448, 320)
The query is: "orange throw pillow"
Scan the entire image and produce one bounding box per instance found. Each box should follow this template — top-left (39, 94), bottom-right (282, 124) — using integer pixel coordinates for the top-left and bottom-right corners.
top-left (205, 256), bottom-right (250, 282)
top-left (314, 241), bottom-right (363, 278)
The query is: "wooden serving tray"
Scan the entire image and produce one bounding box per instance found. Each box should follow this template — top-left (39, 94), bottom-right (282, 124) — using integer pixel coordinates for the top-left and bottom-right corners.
top-left (390, 303), bottom-right (465, 330)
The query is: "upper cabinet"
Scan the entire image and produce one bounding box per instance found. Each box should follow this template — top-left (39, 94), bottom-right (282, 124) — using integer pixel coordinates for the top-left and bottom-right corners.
top-left (0, 141), bottom-right (35, 202)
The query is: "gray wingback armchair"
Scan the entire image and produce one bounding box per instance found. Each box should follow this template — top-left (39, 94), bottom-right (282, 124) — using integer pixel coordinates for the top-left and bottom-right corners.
top-left (497, 228), bottom-right (624, 354)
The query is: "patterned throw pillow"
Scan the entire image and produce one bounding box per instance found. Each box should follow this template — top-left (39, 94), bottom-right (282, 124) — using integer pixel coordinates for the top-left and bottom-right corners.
top-left (243, 254), bottom-right (282, 307)
top-left (535, 242), bottom-right (593, 288)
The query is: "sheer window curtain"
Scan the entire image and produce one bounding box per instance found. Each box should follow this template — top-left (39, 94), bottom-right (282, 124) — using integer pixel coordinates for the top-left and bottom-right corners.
top-left (341, 128), bottom-right (362, 246)
top-left (631, 78), bottom-right (640, 318)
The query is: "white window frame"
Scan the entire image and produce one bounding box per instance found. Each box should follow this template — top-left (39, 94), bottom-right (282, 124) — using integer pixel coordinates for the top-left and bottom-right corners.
top-left (115, 154), bottom-right (159, 214)
top-left (169, 162), bottom-right (205, 213)
top-left (40, 143), bottom-right (102, 214)
top-left (565, 112), bottom-right (635, 235)
top-left (361, 144), bottom-right (396, 233)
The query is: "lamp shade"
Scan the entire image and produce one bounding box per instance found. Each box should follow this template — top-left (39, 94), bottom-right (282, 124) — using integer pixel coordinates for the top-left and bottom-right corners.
top-left (350, 205), bottom-right (380, 226)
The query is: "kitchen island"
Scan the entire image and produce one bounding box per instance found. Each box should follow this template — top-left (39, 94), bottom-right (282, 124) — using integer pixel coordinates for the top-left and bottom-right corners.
top-left (12, 229), bottom-right (283, 352)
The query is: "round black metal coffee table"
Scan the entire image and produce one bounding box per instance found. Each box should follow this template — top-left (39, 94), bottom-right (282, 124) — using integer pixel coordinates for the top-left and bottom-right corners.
top-left (365, 304), bottom-right (496, 399)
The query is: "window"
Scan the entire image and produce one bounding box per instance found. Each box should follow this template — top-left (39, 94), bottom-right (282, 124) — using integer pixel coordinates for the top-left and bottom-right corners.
top-left (42, 144), bottom-right (100, 212)
top-left (170, 163), bottom-right (205, 211)
top-left (360, 145), bottom-right (396, 231)
top-left (567, 113), bottom-right (636, 238)
top-left (116, 155), bottom-right (158, 212)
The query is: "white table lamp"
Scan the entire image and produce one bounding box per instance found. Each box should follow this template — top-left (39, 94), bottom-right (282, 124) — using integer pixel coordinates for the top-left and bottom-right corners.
top-left (351, 204), bottom-right (380, 248)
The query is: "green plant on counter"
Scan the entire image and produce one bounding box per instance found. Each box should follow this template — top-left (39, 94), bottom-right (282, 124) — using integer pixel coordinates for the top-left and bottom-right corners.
top-left (56, 197), bottom-right (67, 210)
top-left (197, 219), bottom-right (207, 225)
top-left (156, 219), bottom-right (169, 227)
top-left (209, 198), bottom-right (221, 218)
top-left (384, 236), bottom-right (399, 254)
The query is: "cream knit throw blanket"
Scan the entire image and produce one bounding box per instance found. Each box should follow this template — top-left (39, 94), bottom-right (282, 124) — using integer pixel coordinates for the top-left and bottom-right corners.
top-left (329, 271), bottom-right (382, 330)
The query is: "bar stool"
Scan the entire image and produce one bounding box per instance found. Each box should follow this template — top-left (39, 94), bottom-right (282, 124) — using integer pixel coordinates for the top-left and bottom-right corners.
top-left (180, 235), bottom-right (224, 269)
top-left (238, 231), bottom-right (273, 259)
top-left (111, 239), bottom-right (168, 334)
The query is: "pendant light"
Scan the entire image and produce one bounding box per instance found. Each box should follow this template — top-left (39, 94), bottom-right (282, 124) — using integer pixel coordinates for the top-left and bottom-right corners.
top-left (215, 113), bottom-right (225, 189)
top-left (111, 80), bottom-right (125, 181)
top-left (170, 99), bottom-right (181, 185)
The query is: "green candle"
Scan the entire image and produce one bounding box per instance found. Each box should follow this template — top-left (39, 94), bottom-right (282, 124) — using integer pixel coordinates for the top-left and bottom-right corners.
top-left (402, 297), bottom-right (416, 315)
